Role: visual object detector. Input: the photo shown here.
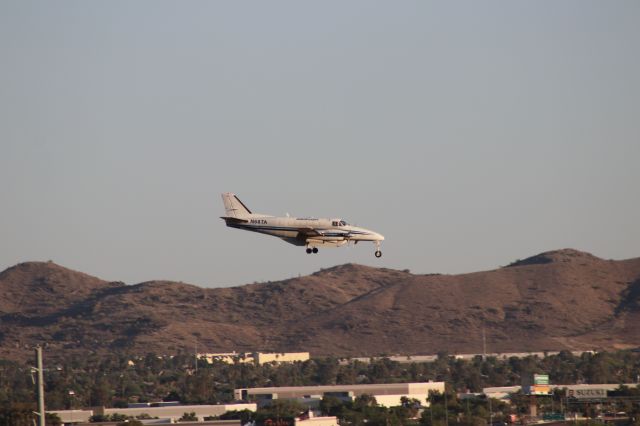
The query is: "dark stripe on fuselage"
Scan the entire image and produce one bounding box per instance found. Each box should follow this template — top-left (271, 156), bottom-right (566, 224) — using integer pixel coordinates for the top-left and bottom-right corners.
top-left (226, 222), bottom-right (371, 236)
top-left (226, 223), bottom-right (297, 235)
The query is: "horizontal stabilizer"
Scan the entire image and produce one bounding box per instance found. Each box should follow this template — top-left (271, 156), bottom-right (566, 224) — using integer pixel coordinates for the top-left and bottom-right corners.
top-left (221, 216), bottom-right (249, 223)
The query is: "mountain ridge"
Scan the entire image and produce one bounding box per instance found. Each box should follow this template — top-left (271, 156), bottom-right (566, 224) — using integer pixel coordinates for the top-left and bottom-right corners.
top-left (1, 249), bottom-right (639, 361)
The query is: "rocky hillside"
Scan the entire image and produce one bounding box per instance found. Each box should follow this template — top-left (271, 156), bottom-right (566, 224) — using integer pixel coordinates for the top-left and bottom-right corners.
top-left (1, 249), bottom-right (639, 360)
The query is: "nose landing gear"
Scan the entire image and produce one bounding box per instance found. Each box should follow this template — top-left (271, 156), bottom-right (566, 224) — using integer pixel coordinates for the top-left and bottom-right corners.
top-left (374, 241), bottom-right (382, 258)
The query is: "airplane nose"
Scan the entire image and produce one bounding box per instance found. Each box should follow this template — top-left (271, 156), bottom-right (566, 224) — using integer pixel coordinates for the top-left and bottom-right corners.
top-left (370, 232), bottom-right (384, 241)
top-left (354, 227), bottom-right (384, 241)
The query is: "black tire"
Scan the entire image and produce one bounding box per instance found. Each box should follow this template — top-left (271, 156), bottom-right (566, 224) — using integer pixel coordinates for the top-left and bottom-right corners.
top-left (375, 250), bottom-right (382, 258)
top-left (306, 248), bottom-right (312, 254)
top-left (312, 247), bottom-right (318, 254)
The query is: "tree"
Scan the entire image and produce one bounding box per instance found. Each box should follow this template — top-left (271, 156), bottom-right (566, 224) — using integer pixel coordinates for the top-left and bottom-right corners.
top-left (164, 390), bottom-right (182, 402)
top-left (421, 396), bottom-right (447, 426)
top-left (389, 405), bottom-right (413, 424)
top-left (89, 414), bottom-right (109, 422)
top-left (320, 396), bottom-right (344, 417)
top-left (315, 358), bottom-right (339, 385)
top-left (220, 409), bottom-right (255, 424)
top-left (0, 403), bottom-right (35, 426)
top-left (45, 412), bottom-right (62, 426)
top-left (110, 413), bottom-right (129, 421)
top-left (179, 412), bottom-right (198, 421)
top-left (89, 379), bottom-right (112, 407)
top-left (354, 394), bottom-right (378, 409)
top-left (254, 400), bottom-right (305, 426)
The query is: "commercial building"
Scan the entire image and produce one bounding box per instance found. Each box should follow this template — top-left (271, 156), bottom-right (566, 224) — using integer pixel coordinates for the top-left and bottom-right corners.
top-left (102, 403), bottom-right (256, 421)
top-left (344, 351), bottom-right (595, 365)
top-left (295, 413), bottom-right (339, 426)
top-left (235, 382), bottom-right (445, 408)
top-left (483, 383), bottom-right (640, 401)
top-left (254, 352), bottom-right (310, 365)
top-left (199, 352), bottom-right (310, 365)
top-left (482, 386), bottom-right (522, 401)
top-left (73, 420), bottom-right (239, 426)
top-left (200, 352), bottom-right (255, 364)
top-left (49, 402), bottom-right (256, 424)
top-left (47, 409), bottom-right (93, 424)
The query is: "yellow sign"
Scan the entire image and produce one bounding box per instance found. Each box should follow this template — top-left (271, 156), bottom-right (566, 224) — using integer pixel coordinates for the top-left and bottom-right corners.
top-left (530, 385), bottom-right (551, 395)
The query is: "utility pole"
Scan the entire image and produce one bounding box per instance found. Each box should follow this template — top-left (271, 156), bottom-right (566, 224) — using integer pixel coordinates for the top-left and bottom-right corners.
top-left (444, 385), bottom-right (449, 426)
top-left (429, 392), bottom-right (433, 426)
top-left (195, 340), bottom-right (198, 374)
top-left (482, 325), bottom-right (487, 360)
top-left (33, 346), bottom-right (45, 426)
top-left (488, 396), bottom-right (493, 426)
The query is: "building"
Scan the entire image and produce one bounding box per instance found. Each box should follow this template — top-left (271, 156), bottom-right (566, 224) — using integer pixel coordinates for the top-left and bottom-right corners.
top-left (199, 352), bottom-right (255, 364)
top-left (199, 352), bottom-right (310, 365)
top-left (101, 402), bottom-right (257, 421)
top-left (74, 420), bottom-right (240, 426)
top-left (483, 383), bottom-right (640, 402)
top-left (295, 413), bottom-right (339, 426)
top-left (343, 351), bottom-right (595, 365)
top-left (235, 382), bottom-right (445, 408)
top-left (254, 352), bottom-right (310, 365)
top-left (49, 402), bottom-right (256, 424)
top-left (482, 386), bottom-right (522, 401)
top-left (47, 409), bottom-right (93, 424)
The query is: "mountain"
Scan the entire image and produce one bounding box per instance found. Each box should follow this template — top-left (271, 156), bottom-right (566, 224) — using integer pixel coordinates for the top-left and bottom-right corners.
top-left (1, 249), bottom-right (639, 361)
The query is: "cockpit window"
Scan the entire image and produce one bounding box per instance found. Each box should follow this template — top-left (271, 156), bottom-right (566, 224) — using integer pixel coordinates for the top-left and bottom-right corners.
top-left (339, 220), bottom-right (347, 226)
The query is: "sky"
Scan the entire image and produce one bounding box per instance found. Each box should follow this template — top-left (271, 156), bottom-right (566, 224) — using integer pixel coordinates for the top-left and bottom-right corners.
top-left (1, 1), bottom-right (639, 287)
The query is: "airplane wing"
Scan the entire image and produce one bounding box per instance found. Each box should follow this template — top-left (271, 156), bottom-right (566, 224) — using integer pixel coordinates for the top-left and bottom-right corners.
top-left (278, 228), bottom-right (353, 247)
top-left (297, 227), bottom-right (323, 237)
top-left (297, 227), bottom-right (351, 238)
top-left (279, 237), bottom-right (307, 246)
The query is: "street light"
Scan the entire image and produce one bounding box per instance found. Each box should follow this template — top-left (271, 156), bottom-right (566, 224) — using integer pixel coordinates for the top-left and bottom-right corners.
top-left (68, 390), bottom-right (76, 423)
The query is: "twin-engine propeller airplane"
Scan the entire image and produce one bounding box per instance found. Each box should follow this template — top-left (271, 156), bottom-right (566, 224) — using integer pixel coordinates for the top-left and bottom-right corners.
top-left (221, 193), bottom-right (384, 257)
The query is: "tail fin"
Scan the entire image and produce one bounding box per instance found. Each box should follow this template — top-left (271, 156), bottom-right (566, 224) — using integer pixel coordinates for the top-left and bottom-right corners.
top-left (221, 193), bottom-right (252, 218)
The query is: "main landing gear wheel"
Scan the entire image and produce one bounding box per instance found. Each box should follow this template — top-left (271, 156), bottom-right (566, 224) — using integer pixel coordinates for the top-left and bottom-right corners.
top-left (312, 247), bottom-right (318, 254)
top-left (306, 248), bottom-right (312, 254)
top-left (306, 247), bottom-right (319, 254)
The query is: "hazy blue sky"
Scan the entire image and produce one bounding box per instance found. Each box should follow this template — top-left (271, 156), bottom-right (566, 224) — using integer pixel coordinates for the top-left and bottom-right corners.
top-left (1, 1), bottom-right (639, 287)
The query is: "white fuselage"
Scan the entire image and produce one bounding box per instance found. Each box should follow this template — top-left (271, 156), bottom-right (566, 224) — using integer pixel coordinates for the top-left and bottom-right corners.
top-left (226, 215), bottom-right (384, 248)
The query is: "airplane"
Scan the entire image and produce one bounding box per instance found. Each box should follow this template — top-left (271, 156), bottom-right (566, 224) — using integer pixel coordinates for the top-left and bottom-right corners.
top-left (221, 192), bottom-right (385, 257)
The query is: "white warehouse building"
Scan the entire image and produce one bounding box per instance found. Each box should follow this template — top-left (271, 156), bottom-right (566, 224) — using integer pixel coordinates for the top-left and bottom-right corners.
top-left (235, 382), bottom-right (445, 408)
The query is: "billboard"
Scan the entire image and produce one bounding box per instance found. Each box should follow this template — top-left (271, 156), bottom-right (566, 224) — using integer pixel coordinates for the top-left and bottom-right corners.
top-left (533, 374), bottom-right (549, 385)
top-left (530, 385), bottom-right (551, 395)
top-left (567, 388), bottom-right (607, 399)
